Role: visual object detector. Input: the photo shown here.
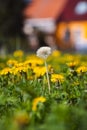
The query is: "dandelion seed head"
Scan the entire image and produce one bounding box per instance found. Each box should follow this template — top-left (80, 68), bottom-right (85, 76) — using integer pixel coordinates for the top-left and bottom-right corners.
top-left (36, 46), bottom-right (52, 59)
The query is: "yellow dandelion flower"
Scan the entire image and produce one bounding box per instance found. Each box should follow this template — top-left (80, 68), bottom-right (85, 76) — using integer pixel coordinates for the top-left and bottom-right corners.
top-left (7, 59), bottom-right (18, 67)
top-left (76, 66), bottom-right (87, 73)
top-left (51, 73), bottom-right (64, 83)
top-left (67, 61), bottom-right (78, 68)
top-left (25, 58), bottom-right (44, 67)
top-left (32, 97), bottom-right (46, 111)
top-left (52, 50), bottom-right (61, 57)
top-left (12, 66), bottom-right (28, 75)
top-left (14, 63), bottom-right (24, 67)
top-left (0, 67), bottom-right (12, 75)
top-left (33, 66), bottom-right (46, 77)
top-left (13, 50), bottom-right (24, 57)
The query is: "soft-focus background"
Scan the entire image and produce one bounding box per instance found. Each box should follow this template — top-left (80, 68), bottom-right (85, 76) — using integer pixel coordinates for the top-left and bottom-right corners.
top-left (0, 0), bottom-right (87, 54)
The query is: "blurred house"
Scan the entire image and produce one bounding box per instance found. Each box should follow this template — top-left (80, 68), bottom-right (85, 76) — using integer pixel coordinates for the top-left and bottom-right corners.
top-left (23, 0), bottom-right (87, 52)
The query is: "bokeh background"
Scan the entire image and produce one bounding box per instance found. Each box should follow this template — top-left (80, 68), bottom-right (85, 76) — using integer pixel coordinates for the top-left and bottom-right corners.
top-left (0, 0), bottom-right (87, 54)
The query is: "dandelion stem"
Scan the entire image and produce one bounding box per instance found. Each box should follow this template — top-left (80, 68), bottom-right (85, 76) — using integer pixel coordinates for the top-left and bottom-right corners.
top-left (45, 60), bottom-right (50, 94)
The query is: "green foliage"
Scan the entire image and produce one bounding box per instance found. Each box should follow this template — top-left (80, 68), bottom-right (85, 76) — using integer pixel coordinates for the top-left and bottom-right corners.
top-left (0, 51), bottom-right (87, 130)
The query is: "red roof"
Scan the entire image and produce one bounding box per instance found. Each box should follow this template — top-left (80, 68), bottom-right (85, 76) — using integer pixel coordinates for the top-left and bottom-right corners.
top-left (23, 0), bottom-right (68, 19)
top-left (59, 0), bottom-right (87, 21)
top-left (23, 0), bottom-right (87, 21)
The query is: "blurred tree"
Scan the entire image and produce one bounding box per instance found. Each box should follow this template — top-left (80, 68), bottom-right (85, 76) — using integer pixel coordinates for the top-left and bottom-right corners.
top-left (0, 0), bottom-right (32, 52)
top-left (0, 0), bottom-right (28, 38)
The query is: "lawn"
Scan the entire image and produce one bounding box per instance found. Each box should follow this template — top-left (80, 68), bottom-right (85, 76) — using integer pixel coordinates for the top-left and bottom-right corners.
top-left (0, 48), bottom-right (87, 130)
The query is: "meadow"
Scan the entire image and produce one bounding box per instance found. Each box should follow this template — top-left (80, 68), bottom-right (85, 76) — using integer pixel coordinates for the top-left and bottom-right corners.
top-left (0, 49), bottom-right (87, 130)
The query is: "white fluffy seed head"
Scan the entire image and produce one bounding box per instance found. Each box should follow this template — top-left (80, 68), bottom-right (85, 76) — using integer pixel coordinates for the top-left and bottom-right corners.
top-left (36, 46), bottom-right (52, 59)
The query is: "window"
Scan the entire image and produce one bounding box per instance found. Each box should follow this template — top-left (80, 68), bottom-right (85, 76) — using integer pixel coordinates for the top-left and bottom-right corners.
top-left (75, 1), bottom-right (87, 15)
